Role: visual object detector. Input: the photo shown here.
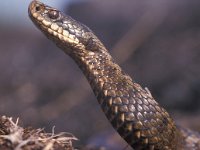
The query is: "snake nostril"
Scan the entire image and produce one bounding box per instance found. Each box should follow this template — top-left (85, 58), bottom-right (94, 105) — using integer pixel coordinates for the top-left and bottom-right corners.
top-left (35, 6), bottom-right (41, 11)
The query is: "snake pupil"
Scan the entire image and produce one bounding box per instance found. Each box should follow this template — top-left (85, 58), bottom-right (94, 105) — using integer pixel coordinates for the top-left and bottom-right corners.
top-left (48, 10), bottom-right (60, 19)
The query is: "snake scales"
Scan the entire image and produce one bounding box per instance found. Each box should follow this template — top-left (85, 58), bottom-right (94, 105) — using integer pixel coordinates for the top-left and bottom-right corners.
top-left (28, 1), bottom-right (200, 149)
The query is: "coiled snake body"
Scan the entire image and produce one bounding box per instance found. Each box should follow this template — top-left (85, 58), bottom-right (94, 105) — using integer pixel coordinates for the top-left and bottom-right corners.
top-left (28, 1), bottom-right (200, 149)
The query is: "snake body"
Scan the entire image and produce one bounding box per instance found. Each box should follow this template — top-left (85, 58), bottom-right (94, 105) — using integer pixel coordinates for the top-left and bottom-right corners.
top-left (28, 1), bottom-right (200, 149)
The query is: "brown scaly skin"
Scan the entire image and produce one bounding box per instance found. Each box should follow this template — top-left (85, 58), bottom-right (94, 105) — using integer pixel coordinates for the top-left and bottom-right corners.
top-left (28, 1), bottom-right (200, 149)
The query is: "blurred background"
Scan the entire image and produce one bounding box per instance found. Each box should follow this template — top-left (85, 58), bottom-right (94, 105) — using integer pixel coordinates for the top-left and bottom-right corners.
top-left (0, 0), bottom-right (200, 149)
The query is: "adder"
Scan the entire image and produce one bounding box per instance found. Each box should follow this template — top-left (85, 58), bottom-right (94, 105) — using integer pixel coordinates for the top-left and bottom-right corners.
top-left (28, 1), bottom-right (200, 149)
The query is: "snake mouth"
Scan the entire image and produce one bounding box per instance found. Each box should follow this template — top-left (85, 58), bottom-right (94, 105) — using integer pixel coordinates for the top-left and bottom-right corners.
top-left (28, 1), bottom-right (50, 34)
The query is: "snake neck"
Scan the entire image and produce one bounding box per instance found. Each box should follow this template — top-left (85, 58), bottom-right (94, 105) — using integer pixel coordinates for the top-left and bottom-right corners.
top-left (68, 48), bottom-right (181, 149)
top-left (71, 49), bottom-right (133, 98)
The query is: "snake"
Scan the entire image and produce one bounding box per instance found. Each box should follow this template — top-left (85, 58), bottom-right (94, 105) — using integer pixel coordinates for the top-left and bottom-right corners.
top-left (28, 1), bottom-right (200, 149)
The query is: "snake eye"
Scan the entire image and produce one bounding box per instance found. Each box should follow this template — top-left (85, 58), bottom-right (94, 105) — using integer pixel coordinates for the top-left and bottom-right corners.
top-left (48, 10), bottom-right (60, 19)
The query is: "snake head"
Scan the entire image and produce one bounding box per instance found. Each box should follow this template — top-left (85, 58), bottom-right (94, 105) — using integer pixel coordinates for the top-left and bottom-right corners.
top-left (28, 0), bottom-right (106, 55)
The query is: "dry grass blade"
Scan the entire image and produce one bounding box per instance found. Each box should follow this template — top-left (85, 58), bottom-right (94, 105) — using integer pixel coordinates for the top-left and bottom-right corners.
top-left (0, 116), bottom-right (78, 150)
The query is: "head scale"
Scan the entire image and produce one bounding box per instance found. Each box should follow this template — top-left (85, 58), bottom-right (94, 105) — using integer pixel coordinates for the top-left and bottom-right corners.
top-left (28, 1), bottom-right (106, 55)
